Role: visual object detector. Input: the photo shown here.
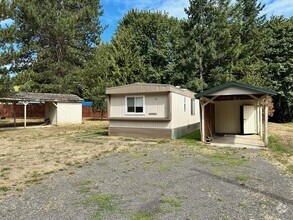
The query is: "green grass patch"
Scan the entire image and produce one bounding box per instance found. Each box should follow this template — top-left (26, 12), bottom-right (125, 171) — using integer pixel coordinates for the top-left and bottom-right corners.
top-left (81, 193), bottom-right (115, 219)
top-left (208, 152), bottom-right (248, 166)
top-left (160, 197), bottom-right (182, 207)
top-left (287, 165), bottom-right (293, 173)
top-left (180, 131), bottom-right (201, 143)
top-left (0, 186), bottom-right (10, 192)
top-left (268, 135), bottom-right (291, 154)
top-left (235, 174), bottom-right (250, 182)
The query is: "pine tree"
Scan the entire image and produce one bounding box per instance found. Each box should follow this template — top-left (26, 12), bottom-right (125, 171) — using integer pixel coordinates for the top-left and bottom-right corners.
top-left (232, 0), bottom-right (268, 86)
top-left (0, 0), bottom-right (15, 96)
top-left (13, 0), bottom-right (104, 93)
top-left (265, 17), bottom-right (293, 122)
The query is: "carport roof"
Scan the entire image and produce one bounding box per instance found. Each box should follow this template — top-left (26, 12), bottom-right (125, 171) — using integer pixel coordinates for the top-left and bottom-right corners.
top-left (195, 81), bottom-right (276, 98)
top-left (0, 92), bottom-right (83, 103)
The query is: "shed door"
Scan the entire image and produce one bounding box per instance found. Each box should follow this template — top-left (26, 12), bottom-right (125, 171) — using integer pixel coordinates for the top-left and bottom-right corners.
top-left (243, 106), bottom-right (256, 134)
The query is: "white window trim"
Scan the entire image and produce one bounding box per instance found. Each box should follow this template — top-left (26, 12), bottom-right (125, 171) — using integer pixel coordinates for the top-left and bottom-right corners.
top-left (125, 95), bottom-right (145, 115)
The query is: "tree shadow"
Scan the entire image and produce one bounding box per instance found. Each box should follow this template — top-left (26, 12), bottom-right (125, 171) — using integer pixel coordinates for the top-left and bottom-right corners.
top-left (191, 167), bottom-right (292, 205)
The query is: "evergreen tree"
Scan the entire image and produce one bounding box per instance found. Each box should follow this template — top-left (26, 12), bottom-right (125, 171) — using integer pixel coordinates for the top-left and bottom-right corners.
top-left (116, 10), bottom-right (183, 84)
top-left (178, 0), bottom-right (232, 92)
top-left (265, 17), bottom-right (293, 122)
top-left (13, 0), bottom-right (104, 93)
top-left (232, 0), bottom-right (268, 86)
top-left (0, 0), bottom-right (15, 96)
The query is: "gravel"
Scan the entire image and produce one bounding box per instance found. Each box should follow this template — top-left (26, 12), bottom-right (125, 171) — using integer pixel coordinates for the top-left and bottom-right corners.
top-left (0, 144), bottom-right (292, 220)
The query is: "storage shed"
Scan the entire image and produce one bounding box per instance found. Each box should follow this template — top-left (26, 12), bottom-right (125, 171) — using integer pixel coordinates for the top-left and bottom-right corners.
top-left (195, 82), bottom-right (276, 146)
top-left (106, 83), bottom-right (200, 139)
top-left (0, 92), bottom-right (83, 127)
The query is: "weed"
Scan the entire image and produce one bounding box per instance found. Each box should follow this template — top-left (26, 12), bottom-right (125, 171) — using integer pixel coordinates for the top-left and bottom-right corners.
top-left (287, 165), bottom-right (293, 173)
top-left (258, 199), bottom-right (272, 206)
top-left (160, 197), bottom-right (182, 207)
top-left (211, 169), bottom-right (223, 176)
top-left (81, 193), bottom-right (116, 220)
top-left (0, 186), bottom-right (10, 192)
top-left (208, 152), bottom-right (248, 166)
top-left (268, 136), bottom-right (289, 153)
top-left (235, 175), bottom-right (250, 182)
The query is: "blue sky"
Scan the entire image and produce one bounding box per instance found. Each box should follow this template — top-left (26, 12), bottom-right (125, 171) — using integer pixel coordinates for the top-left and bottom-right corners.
top-left (1, 0), bottom-right (292, 42)
top-left (100, 0), bottom-right (293, 42)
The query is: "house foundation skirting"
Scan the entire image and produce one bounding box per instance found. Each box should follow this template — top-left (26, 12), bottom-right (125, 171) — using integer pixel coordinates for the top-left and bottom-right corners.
top-left (109, 127), bottom-right (172, 139)
top-left (109, 122), bottom-right (200, 139)
top-left (172, 123), bottom-right (200, 139)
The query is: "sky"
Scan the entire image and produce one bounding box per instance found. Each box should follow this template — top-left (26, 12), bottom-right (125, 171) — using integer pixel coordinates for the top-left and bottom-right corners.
top-left (0, 0), bottom-right (292, 43)
top-left (100, 0), bottom-right (293, 42)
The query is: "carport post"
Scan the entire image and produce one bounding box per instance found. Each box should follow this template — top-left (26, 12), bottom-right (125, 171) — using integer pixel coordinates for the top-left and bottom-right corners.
top-left (23, 102), bottom-right (28, 128)
top-left (259, 99), bottom-right (263, 139)
top-left (264, 97), bottom-right (269, 147)
top-left (200, 100), bottom-right (205, 142)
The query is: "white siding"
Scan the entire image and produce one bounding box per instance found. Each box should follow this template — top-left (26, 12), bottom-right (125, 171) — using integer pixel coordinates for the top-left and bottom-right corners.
top-left (215, 100), bottom-right (257, 134)
top-left (171, 92), bottom-right (200, 128)
top-left (110, 94), bottom-right (169, 118)
top-left (45, 102), bottom-right (57, 125)
top-left (57, 103), bottom-right (82, 124)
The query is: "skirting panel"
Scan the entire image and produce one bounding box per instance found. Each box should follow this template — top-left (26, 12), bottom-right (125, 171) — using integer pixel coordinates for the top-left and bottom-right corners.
top-left (172, 122), bottom-right (200, 139)
top-left (109, 127), bottom-right (172, 139)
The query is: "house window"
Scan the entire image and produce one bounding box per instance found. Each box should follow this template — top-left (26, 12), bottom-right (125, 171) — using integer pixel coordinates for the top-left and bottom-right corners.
top-left (126, 96), bottom-right (144, 114)
top-left (191, 99), bottom-right (195, 115)
top-left (184, 97), bottom-right (186, 112)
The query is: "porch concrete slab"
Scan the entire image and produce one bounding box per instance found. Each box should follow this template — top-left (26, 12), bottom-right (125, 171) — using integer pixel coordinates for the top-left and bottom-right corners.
top-left (210, 134), bottom-right (266, 149)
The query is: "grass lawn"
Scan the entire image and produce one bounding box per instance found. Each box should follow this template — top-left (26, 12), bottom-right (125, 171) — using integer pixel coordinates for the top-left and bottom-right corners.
top-left (0, 120), bottom-right (292, 200)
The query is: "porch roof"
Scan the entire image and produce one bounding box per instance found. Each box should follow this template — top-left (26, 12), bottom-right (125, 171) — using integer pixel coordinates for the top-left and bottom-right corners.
top-left (195, 82), bottom-right (276, 99)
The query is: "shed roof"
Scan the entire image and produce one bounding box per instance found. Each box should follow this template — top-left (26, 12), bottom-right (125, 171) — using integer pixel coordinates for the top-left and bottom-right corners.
top-left (195, 82), bottom-right (276, 98)
top-left (0, 92), bottom-right (83, 103)
top-left (106, 83), bottom-right (195, 98)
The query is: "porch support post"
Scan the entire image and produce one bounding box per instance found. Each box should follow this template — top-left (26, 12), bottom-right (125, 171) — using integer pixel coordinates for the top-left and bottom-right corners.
top-left (200, 100), bottom-right (205, 142)
top-left (264, 96), bottom-right (269, 147)
top-left (23, 102), bottom-right (28, 128)
top-left (259, 99), bottom-right (263, 139)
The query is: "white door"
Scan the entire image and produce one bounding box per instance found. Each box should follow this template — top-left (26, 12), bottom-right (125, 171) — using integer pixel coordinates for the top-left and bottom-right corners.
top-left (243, 105), bottom-right (256, 134)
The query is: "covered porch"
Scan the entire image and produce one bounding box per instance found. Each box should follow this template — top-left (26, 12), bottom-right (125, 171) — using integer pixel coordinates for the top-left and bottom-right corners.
top-left (195, 82), bottom-right (276, 147)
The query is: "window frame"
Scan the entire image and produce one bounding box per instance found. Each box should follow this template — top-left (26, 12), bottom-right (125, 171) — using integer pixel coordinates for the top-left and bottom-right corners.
top-left (125, 95), bottom-right (145, 115)
top-left (184, 97), bottom-right (186, 112)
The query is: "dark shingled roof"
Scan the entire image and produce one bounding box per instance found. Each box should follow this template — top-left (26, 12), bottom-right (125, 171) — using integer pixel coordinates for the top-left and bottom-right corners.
top-left (0, 92), bottom-right (83, 103)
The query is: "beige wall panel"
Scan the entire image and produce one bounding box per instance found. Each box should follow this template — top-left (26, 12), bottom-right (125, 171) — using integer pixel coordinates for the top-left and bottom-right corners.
top-left (171, 93), bottom-right (200, 128)
top-left (57, 103), bottom-right (82, 124)
top-left (215, 100), bottom-right (257, 134)
top-left (110, 94), bottom-right (168, 118)
top-left (109, 120), bottom-right (171, 129)
top-left (210, 86), bottom-right (263, 96)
